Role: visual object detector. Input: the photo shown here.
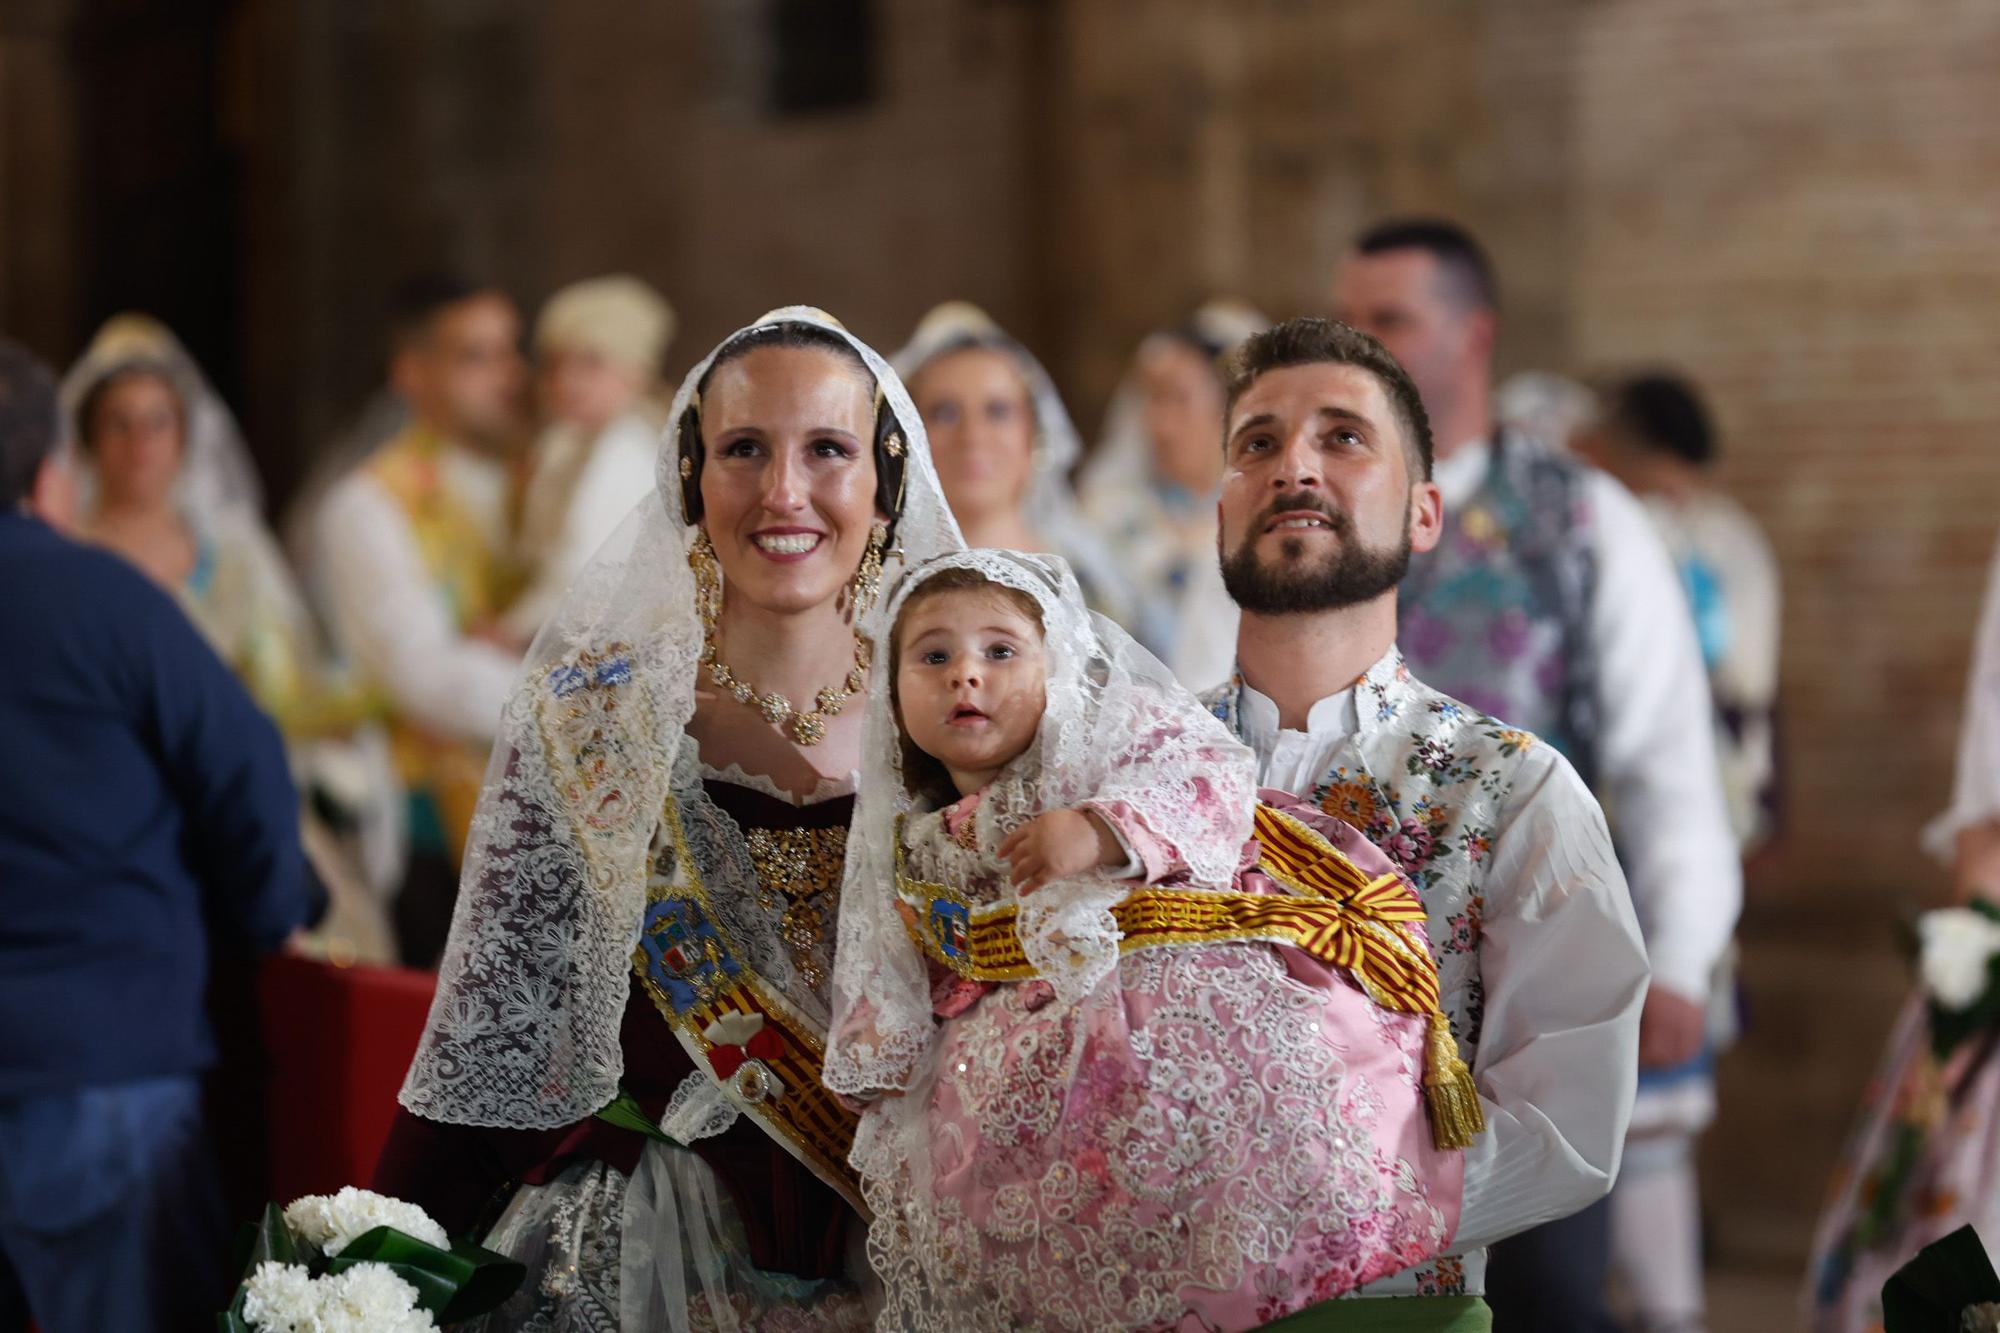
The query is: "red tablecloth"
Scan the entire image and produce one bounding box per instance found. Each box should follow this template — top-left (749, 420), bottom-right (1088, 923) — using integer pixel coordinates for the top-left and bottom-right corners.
top-left (257, 955), bottom-right (437, 1201)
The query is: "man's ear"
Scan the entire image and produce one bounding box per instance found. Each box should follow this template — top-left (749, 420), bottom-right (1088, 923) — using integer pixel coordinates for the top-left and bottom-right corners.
top-left (27, 453), bottom-right (77, 531)
top-left (389, 344), bottom-right (426, 405)
top-left (1408, 479), bottom-right (1444, 556)
top-left (1463, 307), bottom-right (1499, 373)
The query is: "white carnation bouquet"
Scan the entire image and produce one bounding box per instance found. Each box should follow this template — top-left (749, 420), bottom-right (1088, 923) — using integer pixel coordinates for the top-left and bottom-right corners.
top-left (219, 1186), bottom-right (522, 1332)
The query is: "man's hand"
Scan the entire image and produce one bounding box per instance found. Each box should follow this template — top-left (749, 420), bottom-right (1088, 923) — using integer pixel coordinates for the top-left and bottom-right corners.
top-left (1637, 985), bottom-right (1707, 1070)
top-left (999, 810), bottom-right (1123, 895)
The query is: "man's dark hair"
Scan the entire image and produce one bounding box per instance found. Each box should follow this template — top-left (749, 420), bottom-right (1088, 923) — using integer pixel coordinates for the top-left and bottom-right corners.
top-left (1223, 317), bottom-right (1434, 480)
top-left (1604, 372), bottom-right (1716, 467)
top-left (0, 340), bottom-right (60, 509)
top-left (1354, 217), bottom-right (1500, 315)
top-left (388, 271), bottom-right (495, 352)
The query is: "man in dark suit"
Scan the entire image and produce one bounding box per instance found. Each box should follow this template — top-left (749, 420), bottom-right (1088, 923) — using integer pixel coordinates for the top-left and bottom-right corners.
top-left (0, 339), bottom-right (320, 1331)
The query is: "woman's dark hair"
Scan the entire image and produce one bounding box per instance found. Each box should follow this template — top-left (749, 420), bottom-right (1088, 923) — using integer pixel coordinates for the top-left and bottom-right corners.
top-left (73, 362), bottom-right (185, 453)
top-left (1604, 373), bottom-right (1716, 467)
top-left (886, 565), bottom-right (1046, 809)
top-left (677, 321), bottom-right (909, 540)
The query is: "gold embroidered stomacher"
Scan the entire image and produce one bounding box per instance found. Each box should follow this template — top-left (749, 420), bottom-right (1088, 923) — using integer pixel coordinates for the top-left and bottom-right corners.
top-left (897, 802), bottom-right (1485, 1150)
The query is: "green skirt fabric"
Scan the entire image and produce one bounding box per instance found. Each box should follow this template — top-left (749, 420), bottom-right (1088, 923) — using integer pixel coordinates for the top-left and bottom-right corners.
top-left (1257, 1295), bottom-right (1492, 1332)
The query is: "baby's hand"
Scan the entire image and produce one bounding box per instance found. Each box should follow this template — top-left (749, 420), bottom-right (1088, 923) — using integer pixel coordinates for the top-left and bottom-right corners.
top-left (998, 809), bottom-right (1123, 895)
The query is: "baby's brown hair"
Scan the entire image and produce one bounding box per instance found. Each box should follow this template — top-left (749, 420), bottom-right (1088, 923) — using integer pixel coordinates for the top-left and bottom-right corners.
top-left (886, 565), bottom-right (1045, 807)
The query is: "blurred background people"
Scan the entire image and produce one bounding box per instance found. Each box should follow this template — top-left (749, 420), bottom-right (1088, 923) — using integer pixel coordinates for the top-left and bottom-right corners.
top-left (1332, 219), bottom-right (1742, 1333)
top-left (1581, 372), bottom-right (1784, 856)
top-left (0, 338), bottom-right (320, 1331)
top-left (1079, 298), bottom-right (1267, 681)
top-left (501, 274), bottom-right (674, 642)
top-left (1573, 372), bottom-right (1780, 1333)
top-left (316, 272), bottom-right (529, 967)
top-left (1495, 369), bottom-right (1599, 459)
top-left (60, 313), bottom-right (397, 962)
top-left (1807, 515), bottom-right (2000, 1332)
top-left (894, 300), bottom-right (1141, 628)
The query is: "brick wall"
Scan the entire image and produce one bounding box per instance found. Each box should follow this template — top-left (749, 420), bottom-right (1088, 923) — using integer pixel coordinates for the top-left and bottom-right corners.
top-left (1571, 0), bottom-right (2000, 1255)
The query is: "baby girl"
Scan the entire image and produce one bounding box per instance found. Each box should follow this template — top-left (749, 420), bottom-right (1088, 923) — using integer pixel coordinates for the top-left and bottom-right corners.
top-left (826, 550), bottom-right (1472, 1332)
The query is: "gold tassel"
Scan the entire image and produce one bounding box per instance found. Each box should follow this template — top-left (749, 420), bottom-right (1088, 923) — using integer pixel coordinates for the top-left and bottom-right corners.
top-left (1423, 1011), bottom-right (1486, 1151)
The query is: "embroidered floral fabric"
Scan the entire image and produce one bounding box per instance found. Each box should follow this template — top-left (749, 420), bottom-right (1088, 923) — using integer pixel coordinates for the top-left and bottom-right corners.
top-left (468, 1149), bottom-right (872, 1332)
top-left (1202, 651), bottom-right (1647, 1298)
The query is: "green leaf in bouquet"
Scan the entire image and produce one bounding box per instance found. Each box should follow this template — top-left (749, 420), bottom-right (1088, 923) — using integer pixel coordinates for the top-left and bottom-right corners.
top-left (1881, 1224), bottom-right (2000, 1331)
top-left (324, 1226), bottom-right (526, 1322)
top-left (221, 1201), bottom-right (304, 1327)
top-left (1929, 962), bottom-right (2000, 1062)
top-left (594, 1087), bottom-right (687, 1147)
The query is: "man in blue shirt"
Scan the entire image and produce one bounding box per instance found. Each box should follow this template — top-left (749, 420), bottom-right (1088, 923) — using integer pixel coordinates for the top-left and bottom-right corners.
top-left (0, 339), bottom-right (320, 1330)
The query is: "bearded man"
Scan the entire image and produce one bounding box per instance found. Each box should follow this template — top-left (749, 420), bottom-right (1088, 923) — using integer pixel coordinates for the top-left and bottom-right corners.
top-left (1201, 317), bottom-right (1650, 1332)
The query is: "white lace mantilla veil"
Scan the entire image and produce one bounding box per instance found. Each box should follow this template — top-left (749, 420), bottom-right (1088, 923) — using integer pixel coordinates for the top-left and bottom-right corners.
top-left (58, 313), bottom-right (269, 527)
top-left (891, 303), bottom-right (1140, 626)
top-left (57, 314), bottom-right (327, 679)
top-left (1076, 299), bottom-right (1268, 505)
top-left (822, 548), bottom-right (1258, 1100)
top-left (400, 307), bottom-right (962, 1130)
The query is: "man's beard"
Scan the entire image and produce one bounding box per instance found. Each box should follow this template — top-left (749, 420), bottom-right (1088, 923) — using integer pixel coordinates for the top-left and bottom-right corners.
top-left (1219, 495), bottom-right (1413, 615)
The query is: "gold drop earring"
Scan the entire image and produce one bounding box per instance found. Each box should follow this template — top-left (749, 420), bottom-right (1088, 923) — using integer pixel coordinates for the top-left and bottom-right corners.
top-left (851, 520), bottom-right (889, 620)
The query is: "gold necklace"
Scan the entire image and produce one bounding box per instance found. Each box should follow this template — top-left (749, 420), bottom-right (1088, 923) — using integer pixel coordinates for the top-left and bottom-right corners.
top-left (702, 634), bottom-right (868, 747)
top-left (687, 524), bottom-right (884, 747)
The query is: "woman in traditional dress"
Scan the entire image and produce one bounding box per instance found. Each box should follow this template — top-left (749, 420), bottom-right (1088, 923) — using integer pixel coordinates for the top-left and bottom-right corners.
top-left (1077, 300), bottom-right (1267, 677)
top-left (375, 308), bottom-right (961, 1329)
top-left (61, 314), bottom-right (397, 961)
top-left (893, 302), bottom-right (1141, 631)
top-left (1807, 532), bottom-right (2000, 1332)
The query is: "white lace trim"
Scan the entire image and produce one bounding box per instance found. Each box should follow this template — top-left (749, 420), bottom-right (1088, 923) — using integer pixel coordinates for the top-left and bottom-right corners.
top-left (694, 757), bottom-right (853, 808)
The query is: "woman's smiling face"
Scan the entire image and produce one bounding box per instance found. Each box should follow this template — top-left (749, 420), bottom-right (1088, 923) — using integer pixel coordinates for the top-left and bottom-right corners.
top-left (698, 343), bottom-right (881, 618)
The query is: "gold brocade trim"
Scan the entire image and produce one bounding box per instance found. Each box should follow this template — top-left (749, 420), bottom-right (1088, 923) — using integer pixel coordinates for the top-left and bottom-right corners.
top-left (366, 428), bottom-right (516, 629)
top-left (632, 795), bottom-right (864, 1212)
top-left (895, 804), bottom-right (1433, 1002)
top-left (896, 802), bottom-right (1482, 1150)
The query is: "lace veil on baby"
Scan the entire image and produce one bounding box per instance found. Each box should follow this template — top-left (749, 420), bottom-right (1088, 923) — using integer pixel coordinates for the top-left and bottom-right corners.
top-left (401, 306), bottom-right (962, 1130)
top-left (823, 547), bottom-right (1258, 1097)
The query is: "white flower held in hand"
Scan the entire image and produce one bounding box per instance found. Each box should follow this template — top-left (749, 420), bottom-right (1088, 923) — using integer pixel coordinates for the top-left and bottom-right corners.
top-left (283, 1185), bottom-right (450, 1255)
top-left (1918, 908), bottom-right (2000, 1011)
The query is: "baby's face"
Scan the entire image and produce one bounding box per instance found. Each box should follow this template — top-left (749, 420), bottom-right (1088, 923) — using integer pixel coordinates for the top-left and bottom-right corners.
top-left (896, 588), bottom-right (1048, 794)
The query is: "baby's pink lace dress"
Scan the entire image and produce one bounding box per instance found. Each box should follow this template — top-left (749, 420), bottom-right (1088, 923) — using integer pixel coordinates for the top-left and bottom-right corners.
top-left (867, 784), bottom-right (1464, 1332)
